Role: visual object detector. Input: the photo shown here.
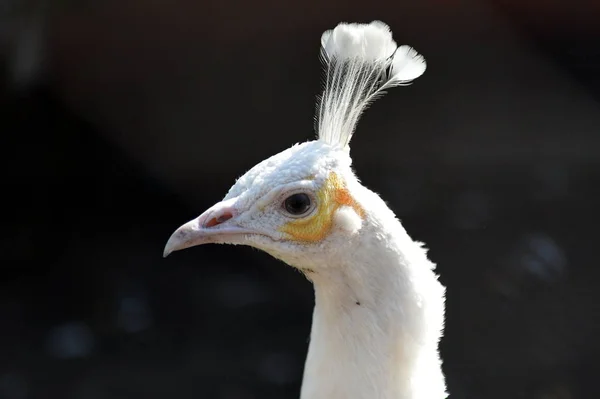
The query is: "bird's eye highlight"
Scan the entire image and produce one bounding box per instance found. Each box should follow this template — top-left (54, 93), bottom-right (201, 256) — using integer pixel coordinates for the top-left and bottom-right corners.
top-left (283, 193), bottom-right (312, 216)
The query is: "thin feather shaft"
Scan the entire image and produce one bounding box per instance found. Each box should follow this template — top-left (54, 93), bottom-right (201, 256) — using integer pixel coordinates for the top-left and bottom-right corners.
top-left (315, 21), bottom-right (426, 148)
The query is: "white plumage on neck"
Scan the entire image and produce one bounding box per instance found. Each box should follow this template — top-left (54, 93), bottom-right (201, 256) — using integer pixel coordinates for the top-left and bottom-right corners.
top-left (299, 184), bottom-right (446, 399)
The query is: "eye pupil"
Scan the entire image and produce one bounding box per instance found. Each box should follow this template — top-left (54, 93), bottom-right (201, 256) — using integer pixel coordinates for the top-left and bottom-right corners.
top-left (284, 193), bottom-right (312, 215)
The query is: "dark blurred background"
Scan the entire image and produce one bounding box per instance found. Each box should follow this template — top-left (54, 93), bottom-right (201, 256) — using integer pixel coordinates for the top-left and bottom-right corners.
top-left (1, 0), bottom-right (599, 398)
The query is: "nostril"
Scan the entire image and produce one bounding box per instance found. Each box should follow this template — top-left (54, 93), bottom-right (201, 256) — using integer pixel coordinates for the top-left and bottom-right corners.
top-left (204, 211), bottom-right (233, 228)
top-left (216, 212), bottom-right (233, 224)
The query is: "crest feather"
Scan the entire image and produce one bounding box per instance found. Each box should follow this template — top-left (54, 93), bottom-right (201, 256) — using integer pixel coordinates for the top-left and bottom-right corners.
top-left (315, 21), bottom-right (426, 149)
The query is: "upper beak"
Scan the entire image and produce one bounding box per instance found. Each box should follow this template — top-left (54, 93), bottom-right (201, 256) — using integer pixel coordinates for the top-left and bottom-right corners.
top-left (163, 198), bottom-right (254, 257)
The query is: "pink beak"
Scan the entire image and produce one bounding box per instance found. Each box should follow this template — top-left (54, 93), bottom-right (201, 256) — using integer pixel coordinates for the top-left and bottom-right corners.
top-left (163, 198), bottom-right (255, 257)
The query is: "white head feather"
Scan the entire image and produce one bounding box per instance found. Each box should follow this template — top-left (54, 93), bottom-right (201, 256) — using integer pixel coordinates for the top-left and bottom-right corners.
top-left (164, 21), bottom-right (445, 399)
top-left (316, 21), bottom-right (426, 148)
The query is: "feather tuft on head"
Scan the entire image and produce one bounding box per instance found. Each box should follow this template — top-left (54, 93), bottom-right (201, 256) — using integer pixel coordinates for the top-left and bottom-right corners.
top-left (316, 20), bottom-right (426, 149)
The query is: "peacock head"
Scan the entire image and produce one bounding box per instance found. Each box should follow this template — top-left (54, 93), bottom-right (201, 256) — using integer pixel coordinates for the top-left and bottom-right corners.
top-left (163, 20), bottom-right (426, 271)
top-left (163, 140), bottom-right (365, 270)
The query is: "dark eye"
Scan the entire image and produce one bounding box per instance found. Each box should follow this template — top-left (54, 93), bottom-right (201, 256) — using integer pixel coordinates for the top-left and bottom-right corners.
top-left (283, 193), bottom-right (312, 216)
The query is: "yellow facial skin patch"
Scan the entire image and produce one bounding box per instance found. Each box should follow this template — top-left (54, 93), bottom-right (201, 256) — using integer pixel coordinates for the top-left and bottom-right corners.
top-left (280, 172), bottom-right (365, 242)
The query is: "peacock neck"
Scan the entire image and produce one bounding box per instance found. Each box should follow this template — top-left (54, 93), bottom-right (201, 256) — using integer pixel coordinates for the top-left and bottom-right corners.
top-left (298, 220), bottom-right (446, 399)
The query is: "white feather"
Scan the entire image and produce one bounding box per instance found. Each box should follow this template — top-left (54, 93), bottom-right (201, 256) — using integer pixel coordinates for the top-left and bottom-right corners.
top-left (333, 205), bottom-right (363, 235)
top-left (164, 20), bottom-right (443, 399)
top-left (316, 21), bottom-right (426, 149)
